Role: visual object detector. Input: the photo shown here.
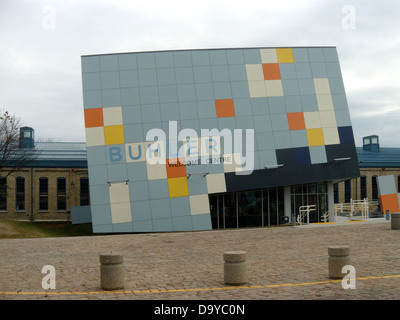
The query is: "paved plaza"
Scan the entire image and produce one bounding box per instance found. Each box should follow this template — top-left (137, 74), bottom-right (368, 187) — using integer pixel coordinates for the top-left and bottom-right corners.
top-left (0, 219), bottom-right (399, 300)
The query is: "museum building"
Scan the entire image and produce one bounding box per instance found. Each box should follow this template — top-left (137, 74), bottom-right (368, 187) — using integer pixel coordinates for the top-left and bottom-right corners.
top-left (81, 47), bottom-right (360, 233)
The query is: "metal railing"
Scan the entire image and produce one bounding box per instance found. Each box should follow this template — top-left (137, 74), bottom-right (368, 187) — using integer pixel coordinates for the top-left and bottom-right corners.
top-left (297, 205), bottom-right (316, 225)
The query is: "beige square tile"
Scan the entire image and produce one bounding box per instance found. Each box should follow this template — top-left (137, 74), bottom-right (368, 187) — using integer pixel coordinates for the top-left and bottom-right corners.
top-left (245, 64), bottom-right (264, 81)
top-left (323, 127), bottom-right (340, 145)
top-left (317, 94), bottom-right (334, 111)
top-left (111, 202), bottom-right (132, 224)
top-left (304, 111), bottom-right (322, 129)
top-left (85, 127), bottom-right (105, 147)
top-left (103, 106), bottom-right (123, 126)
top-left (319, 111), bottom-right (337, 128)
top-left (248, 80), bottom-right (267, 98)
top-left (265, 80), bottom-right (283, 97)
top-left (189, 194), bottom-right (210, 215)
top-left (206, 173), bottom-right (227, 194)
top-left (313, 78), bottom-right (331, 95)
top-left (260, 49), bottom-right (278, 63)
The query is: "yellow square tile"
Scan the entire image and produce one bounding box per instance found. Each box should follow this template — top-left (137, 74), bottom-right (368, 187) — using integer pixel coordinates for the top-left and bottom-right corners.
top-left (307, 128), bottom-right (325, 147)
top-left (168, 177), bottom-right (189, 198)
top-left (104, 125), bottom-right (125, 145)
top-left (276, 48), bottom-right (294, 63)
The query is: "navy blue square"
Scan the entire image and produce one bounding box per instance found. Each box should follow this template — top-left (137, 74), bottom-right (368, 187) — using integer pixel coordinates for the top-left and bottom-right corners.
top-left (338, 126), bottom-right (355, 144)
top-left (293, 147), bottom-right (311, 166)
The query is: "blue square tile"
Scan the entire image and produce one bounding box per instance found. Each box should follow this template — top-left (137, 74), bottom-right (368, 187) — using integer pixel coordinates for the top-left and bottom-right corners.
top-left (87, 146), bottom-right (106, 166)
top-left (231, 81), bottom-right (250, 99)
top-left (153, 218), bottom-right (173, 232)
top-left (175, 67), bottom-right (194, 84)
top-left (228, 64), bottom-right (247, 81)
top-left (142, 104), bottom-right (161, 123)
top-left (284, 95), bottom-right (303, 113)
top-left (132, 220), bottom-right (153, 232)
top-left (83, 90), bottom-right (102, 108)
top-left (191, 214), bottom-right (212, 230)
top-left (151, 199), bottom-right (172, 219)
top-left (191, 50), bottom-right (210, 66)
top-left (158, 85), bottom-right (178, 103)
top-left (253, 114), bottom-right (272, 132)
top-left (195, 83), bottom-right (215, 101)
top-left (82, 73), bottom-right (101, 91)
top-left (323, 47), bottom-right (339, 62)
top-left (251, 98), bottom-right (270, 115)
top-left (130, 181), bottom-right (150, 201)
top-left (259, 150), bottom-right (277, 167)
top-left (137, 52), bottom-right (156, 69)
top-left (226, 49), bottom-right (244, 65)
top-left (161, 102), bottom-right (180, 121)
top-left (279, 63), bottom-right (297, 79)
top-left (213, 82), bottom-right (232, 99)
top-left (121, 87), bottom-right (140, 106)
top-left (271, 114), bottom-right (289, 131)
top-left (273, 131), bottom-right (292, 149)
top-left (148, 179), bottom-right (169, 199)
top-left (179, 101), bottom-right (199, 120)
top-left (100, 55), bottom-right (118, 71)
top-left (338, 126), bottom-right (355, 144)
top-left (100, 71), bottom-right (120, 89)
top-left (209, 50), bottom-right (228, 65)
top-left (193, 66), bottom-right (212, 83)
top-left (212, 65), bottom-right (230, 82)
top-left (243, 49), bottom-right (261, 64)
top-left (309, 146), bottom-right (327, 164)
top-left (234, 98), bottom-right (252, 116)
top-left (187, 175), bottom-right (208, 195)
top-left (173, 51), bottom-right (192, 67)
top-left (172, 216), bottom-right (193, 231)
top-left (256, 132), bottom-right (275, 150)
top-left (124, 123), bottom-right (144, 142)
top-left (335, 110), bottom-right (352, 127)
top-left (293, 147), bottom-right (311, 166)
top-left (139, 86), bottom-right (159, 104)
top-left (197, 100), bottom-right (217, 119)
top-left (112, 222), bottom-right (133, 233)
top-left (157, 68), bottom-right (176, 85)
top-left (236, 116), bottom-right (254, 131)
top-left (290, 130), bottom-right (308, 148)
top-left (295, 63), bottom-right (312, 78)
top-left (138, 69), bottom-right (157, 86)
top-left (131, 200), bottom-right (151, 221)
top-left (307, 48), bottom-right (325, 62)
top-left (91, 204), bottom-right (112, 224)
top-left (90, 185), bottom-right (110, 205)
top-left (300, 95), bottom-right (319, 112)
top-left (332, 93), bottom-right (348, 109)
top-left (82, 56), bottom-right (100, 73)
top-left (298, 79), bottom-right (316, 95)
top-left (118, 54), bottom-right (137, 70)
top-left (107, 162), bottom-right (128, 181)
top-left (282, 79), bottom-right (300, 96)
top-left (106, 145), bottom-right (126, 165)
top-left (326, 62), bottom-right (342, 78)
top-left (329, 78), bottom-right (345, 94)
top-left (177, 84), bottom-right (197, 102)
top-left (292, 48), bottom-right (309, 62)
top-left (127, 162), bottom-right (148, 181)
top-left (119, 70), bottom-right (139, 88)
top-left (311, 63), bottom-right (328, 77)
top-left (155, 51), bottom-right (174, 68)
top-left (102, 89), bottom-right (121, 107)
top-left (170, 197), bottom-right (191, 217)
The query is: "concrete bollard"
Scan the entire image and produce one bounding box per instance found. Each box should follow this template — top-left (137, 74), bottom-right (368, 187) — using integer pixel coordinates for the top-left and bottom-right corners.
top-left (100, 252), bottom-right (124, 290)
top-left (224, 251), bottom-right (248, 285)
top-left (328, 246), bottom-right (350, 279)
top-left (391, 213), bottom-right (400, 230)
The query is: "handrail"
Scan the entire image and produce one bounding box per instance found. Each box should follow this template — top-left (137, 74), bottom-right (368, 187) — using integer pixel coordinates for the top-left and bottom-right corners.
top-left (297, 205), bottom-right (316, 225)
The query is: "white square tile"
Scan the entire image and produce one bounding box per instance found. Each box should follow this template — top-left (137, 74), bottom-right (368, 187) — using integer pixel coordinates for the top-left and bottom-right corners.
top-left (319, 111), bottom-right (337, 128)
top-left (109, 182), bottom-right (130, 204)
top-left (260, 49), bottom-right (278, 63)
top-left (248, 80), bottom-right (267, 98)
top-left (189, 194), bottom-right (210, 215)
top-left (322, 127), bottom-right (340, 145)
top-left (313, 78), bottom-right (331, 95)
top-left (304, 112), bottom-right (322, 129)
top-left (265, 80), bottom-right (283, 97)
top-left (245, 64), bottom-right (264, 81)
top-left (316, 94), bottom-right (334, 110)
top-left (206, 173), bottom-right (226, 194)
top-left (111, 202), bottom-right (132, 224)
top-left (103, 106), bottom-right (123, 126)
top-left (146, 161), bottom-right (167, 180)
top-left (85, 127), bottom-right (105, 147)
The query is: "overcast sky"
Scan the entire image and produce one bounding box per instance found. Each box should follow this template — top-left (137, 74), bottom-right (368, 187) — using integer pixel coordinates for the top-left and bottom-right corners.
top-left (1, 0), bottom-right (399, 147)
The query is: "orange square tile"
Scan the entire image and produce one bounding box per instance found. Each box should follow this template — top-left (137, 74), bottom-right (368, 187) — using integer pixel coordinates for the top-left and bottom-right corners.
top-left (287, 112), bottom-right (306, 130)
top-left (380, 194), bottom-right (400, 214)
top-left (84, 108), bottom-right (104, 128)
top-left (215, 99), bottom-right (235, 118)
top-left (262, 63), bottom-right (281, 80)
top-left (166, 158), bottom-right (187, 178)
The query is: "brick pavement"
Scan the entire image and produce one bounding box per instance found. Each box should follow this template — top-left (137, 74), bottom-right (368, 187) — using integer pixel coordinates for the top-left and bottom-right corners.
top-left (0, 220), bottom-right (399, 300)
